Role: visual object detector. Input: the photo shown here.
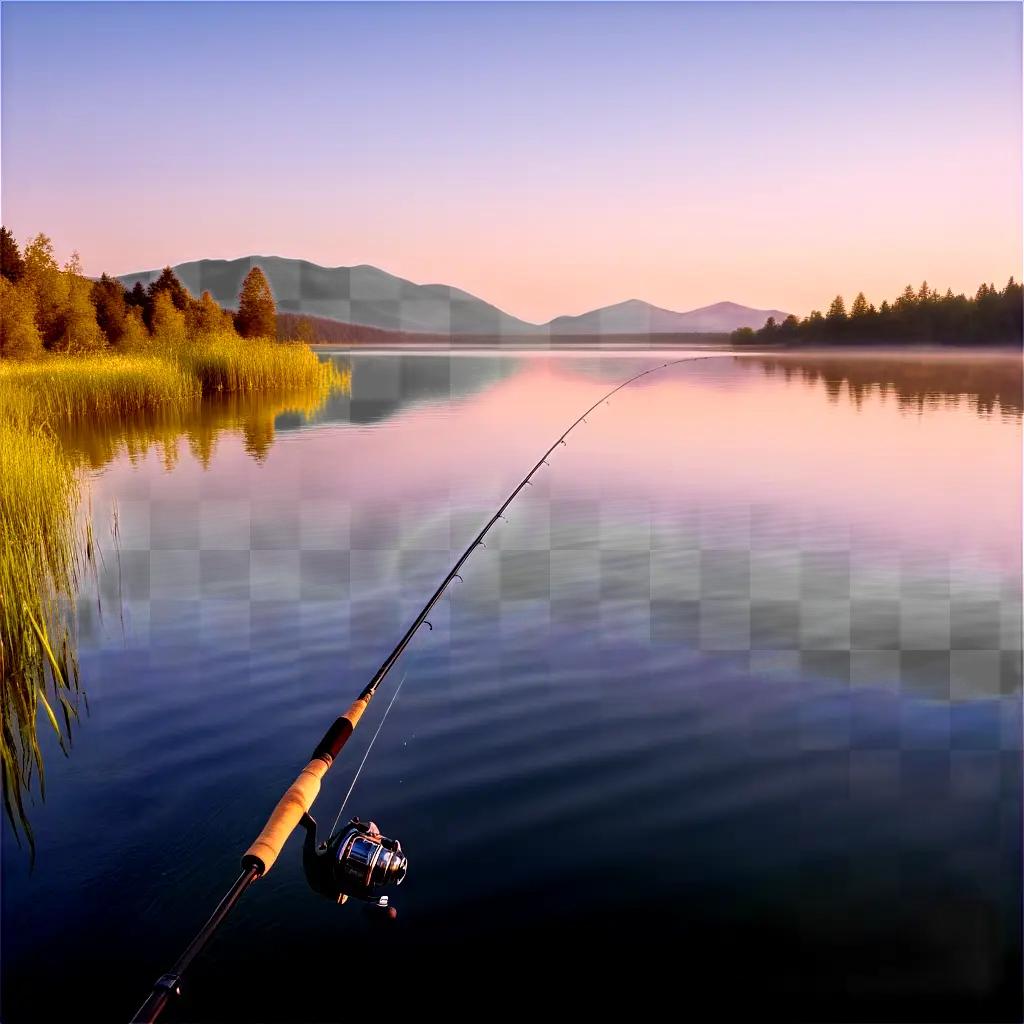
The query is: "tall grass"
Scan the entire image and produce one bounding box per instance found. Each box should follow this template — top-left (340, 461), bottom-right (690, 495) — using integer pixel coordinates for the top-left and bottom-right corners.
top-left (0, 391), bottom-right (88, 852)
top-left (0, 354), bottom-right (200, 422)
top-left (0, 335), bottom-right (346, 847)
top-left (0, 333), bottom-right (342, 427)
top-left (173, 331), bottom-right (340, 393)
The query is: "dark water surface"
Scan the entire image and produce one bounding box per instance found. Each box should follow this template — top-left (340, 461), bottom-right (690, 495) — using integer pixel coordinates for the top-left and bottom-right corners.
top-left (3, 351), bottom-right (1021, 1022)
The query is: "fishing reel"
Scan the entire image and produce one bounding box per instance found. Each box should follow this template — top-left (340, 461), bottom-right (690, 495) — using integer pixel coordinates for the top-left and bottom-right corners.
top-left (300, 813), bottom-right (407, 917)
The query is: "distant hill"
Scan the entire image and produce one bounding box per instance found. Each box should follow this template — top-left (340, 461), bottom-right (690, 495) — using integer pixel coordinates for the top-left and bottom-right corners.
top-left (547, 298), bottom-right (791, 335)
top-left (274, 312), bottom-right (454, 346)
top-left (119, 256), bottom-right (787, 336)
top-left (119, 257), bottom-right (537, 336)
top-left (276, 312), bottom-right (729, 348)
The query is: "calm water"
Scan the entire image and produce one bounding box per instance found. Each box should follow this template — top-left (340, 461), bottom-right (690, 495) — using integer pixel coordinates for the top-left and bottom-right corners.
top-left (3, 351), bottom-right (1021, 1022)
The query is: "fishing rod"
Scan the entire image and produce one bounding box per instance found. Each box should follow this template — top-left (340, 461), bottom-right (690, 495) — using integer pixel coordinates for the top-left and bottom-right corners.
top-left (130, 355), bottom-right (698, 1024)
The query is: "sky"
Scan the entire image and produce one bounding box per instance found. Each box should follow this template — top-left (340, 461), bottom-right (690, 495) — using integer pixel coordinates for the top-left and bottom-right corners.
top-left (1, 1), bottom-right (1020, 323)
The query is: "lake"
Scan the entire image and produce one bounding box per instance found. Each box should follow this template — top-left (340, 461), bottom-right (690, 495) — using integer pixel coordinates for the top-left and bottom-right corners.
top-left (2, 349), bottom-right (1021, 1022)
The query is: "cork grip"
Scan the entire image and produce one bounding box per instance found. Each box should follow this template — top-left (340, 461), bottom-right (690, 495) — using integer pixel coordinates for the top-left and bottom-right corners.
top-left (242, 699), bottom-right (371, 876)
top-left (242, 758), bottom-right (329, 874)
top-left (345, 697), bottom-right (369, 730)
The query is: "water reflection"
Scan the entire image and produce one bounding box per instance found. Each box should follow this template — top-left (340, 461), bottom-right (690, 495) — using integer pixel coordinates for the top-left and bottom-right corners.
top-left (742, 351), bottom-right (1022, 417)
top-left (280, 352), bottom-right (516, 427)
top-left (3, 351), bottom-right (1020, 1023)
top-left (56, 369), bottom-right (351, 469)
top-left (2, 371), bottom-right (350, 843)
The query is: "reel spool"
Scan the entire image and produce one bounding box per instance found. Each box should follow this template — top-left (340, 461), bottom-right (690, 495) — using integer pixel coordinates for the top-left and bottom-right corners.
top-left (300, 814), bottom-right (407, 917)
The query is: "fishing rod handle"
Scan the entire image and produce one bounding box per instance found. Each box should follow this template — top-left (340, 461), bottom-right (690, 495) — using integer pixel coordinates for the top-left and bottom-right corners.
top-left (242, 757), bottom-right (329, 875)
top-left (242, 697), bottom-right (370, 874)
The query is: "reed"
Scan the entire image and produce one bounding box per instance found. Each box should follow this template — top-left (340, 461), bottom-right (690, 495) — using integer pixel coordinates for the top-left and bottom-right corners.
top-left (0, 389), bottom-right (88, 850)
top-left (0, 354), bottom-right (200, 423)
top-left (0, 335), bottom-right (342, 430)
top-left (171, 332), bottom-right (341, 394)
top-left (0, 337), bottom-right (346, 846)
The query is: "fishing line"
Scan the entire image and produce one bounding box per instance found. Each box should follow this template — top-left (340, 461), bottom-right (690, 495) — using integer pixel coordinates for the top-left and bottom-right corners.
top-left (132, 353), bottom-right (712, 1023)
top-left (328, 672), bottom-right (407, 838)
top-left (349, 356), bottom-right (706, 707)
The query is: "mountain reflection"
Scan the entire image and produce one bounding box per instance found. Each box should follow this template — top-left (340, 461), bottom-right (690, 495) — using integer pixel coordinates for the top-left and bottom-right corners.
top-left (278, 353), bottom-right (519, 427)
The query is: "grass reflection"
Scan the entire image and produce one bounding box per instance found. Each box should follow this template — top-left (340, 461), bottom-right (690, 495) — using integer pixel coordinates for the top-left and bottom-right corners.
top-left (55, 378), bottom-right (351, 469)
top-left (0, 363), bottom-right (350, 850)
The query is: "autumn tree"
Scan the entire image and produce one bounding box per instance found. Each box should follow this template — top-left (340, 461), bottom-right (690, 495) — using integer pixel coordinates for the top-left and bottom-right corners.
top-left (57, 253), bottom-right (105, 353)
top-left (16, 240), bottom-right (103, 351)
top-left (0, 277), bottom-right (43, 358)
top-left (234, 266), bottom-right (276, 339)
top-left (22, 233), bottom-right (65, 345)
top-left (145, 266), bottom-right (189, 330)
top-left (118, 306), bottom-right (151, 351)
top-left (1, 227), bottom-right (25, 283)
top-left (186, 290), bottom-right (232, 337)
top-left (151, 290), bottom-right (187, 345)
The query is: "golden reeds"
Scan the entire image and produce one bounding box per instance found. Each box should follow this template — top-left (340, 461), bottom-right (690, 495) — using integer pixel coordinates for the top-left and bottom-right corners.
top-left (0, 337), bottom-right (347, 847)
top-left (0, 389), bottom-right (87, 851)
top-left (172, 331), bottom-right (341, 394)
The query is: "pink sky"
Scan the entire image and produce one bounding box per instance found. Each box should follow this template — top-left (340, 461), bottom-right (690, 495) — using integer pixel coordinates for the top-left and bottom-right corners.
top-left (2, 3), bottom-right (1020, 322)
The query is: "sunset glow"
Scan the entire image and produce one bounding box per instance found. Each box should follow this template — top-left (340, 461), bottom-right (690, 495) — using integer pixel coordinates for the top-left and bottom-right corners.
top-left (2, 2), bottom-right (1020, 321)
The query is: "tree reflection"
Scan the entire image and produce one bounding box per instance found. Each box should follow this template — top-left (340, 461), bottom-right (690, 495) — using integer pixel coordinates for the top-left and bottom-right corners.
top-left (743, 353), bottom-right (1022, 418)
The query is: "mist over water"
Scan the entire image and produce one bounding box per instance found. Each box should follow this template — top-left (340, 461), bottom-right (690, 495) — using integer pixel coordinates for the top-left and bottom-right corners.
top-left (2, 351), bottom-right (1020, 1022)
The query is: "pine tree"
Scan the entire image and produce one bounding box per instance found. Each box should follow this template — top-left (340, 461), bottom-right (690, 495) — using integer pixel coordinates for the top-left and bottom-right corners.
top-left (731, 276), bottom-right (1022, 346)
top-left (126, 280), bottom-right (148, 308)
top-left (897, 284), bottom-right (917, 308)
top-left (91, 273), bottom-right (129, 346)
top-left (146, 267), bottom-right (189, 330)
top-left (234, 266), bottom-right (276, 339)
top-left (826, 295), bottom-right (847, 321)
top-left (1, 227), bottom-right (25, 283)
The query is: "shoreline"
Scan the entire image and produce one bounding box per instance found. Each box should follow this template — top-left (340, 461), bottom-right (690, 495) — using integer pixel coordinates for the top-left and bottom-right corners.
top-left (310, 340), bottom-right (1023, 356)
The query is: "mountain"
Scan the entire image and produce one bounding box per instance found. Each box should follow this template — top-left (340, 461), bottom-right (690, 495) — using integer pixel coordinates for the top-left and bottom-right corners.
top-left (546, 298), bottom-right (790, 335)
top-left (119, 256), bottom-right (537, 336)
top-left (118, 256), bottom-right (787, 336)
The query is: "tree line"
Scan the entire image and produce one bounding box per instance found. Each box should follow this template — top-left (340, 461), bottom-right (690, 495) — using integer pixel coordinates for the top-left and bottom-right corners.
top-left (731, 278), bottom-right (1022, 347)
top-left (0, 226), bottom-right (288, 358)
